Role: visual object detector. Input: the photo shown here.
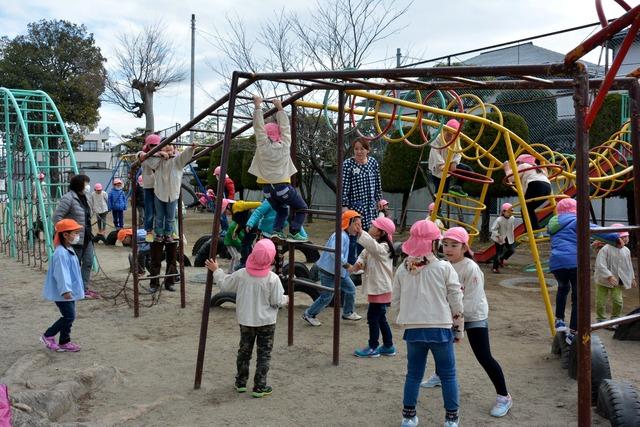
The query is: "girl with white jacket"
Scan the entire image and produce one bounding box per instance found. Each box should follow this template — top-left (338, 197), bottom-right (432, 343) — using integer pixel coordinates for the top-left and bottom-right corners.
top-left (351, 216), bottom-right (397, 358)
top-left (422, 227), bottom-right (512, 418)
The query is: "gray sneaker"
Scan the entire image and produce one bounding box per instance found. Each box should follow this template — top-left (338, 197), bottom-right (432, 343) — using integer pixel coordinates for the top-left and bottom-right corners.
top-left (420, 373), bottom-right (441, 388)
top-left (302, 313), bottom-right (321, 326)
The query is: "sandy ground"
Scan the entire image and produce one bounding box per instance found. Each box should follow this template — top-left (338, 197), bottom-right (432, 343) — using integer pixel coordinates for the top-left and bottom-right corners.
top-left (1, 211), bottom-right (639, 426)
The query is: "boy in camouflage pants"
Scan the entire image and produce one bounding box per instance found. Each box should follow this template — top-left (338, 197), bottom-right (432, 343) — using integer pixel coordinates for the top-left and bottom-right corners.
top-left (206, 239), bottom-right (288, 397)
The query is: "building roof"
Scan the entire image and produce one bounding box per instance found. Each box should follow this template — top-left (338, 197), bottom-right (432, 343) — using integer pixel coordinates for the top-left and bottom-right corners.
top-left (462, 42), bottom-right (605, 77)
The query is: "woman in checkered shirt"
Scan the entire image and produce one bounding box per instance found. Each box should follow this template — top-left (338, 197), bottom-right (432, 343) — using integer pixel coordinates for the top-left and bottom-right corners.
top-left (341, 138), bottom-right (382, 231)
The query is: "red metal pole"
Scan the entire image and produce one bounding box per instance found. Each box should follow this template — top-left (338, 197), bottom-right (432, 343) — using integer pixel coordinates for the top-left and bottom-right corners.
top-left (333, 90), bottom-right (345, 366)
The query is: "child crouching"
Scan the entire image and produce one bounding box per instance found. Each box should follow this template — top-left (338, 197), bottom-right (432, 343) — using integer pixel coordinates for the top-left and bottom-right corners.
top-left (205, 239), bottom-right (288, 397)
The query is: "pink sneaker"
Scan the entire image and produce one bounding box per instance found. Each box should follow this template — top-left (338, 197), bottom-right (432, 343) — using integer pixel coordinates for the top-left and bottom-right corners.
top-left (40, 335), bottom-right (60, 352)
top-left (58, 342), bottom-right (81, 352)
top-left (84, 290), bottom-right (100, 299)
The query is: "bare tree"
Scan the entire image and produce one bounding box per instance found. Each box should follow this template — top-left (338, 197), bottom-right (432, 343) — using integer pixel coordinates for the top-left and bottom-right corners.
top-left (206, 0), bottom-right (413, 205)
top-left (105, 23), bottom-right (186, 133)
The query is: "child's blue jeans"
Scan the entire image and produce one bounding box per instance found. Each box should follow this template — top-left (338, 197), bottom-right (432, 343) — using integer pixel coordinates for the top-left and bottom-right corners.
top-left (263, 184), bottom-right (307, 233)
top-left (305, 269), bottom-right (356, 318)
top-left (143, 188), bottom-right (156, 232)
top-left (403, 338), bottom-right (459, 412)
top-left (154, 197), bottom-right (178, 237)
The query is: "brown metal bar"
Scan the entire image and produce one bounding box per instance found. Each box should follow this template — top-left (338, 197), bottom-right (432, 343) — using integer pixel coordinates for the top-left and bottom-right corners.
top-left (189, 129), bottom-right (226, 135)
top-left (449, 76), bottom-right (487, 86)
top-left (288, 241), bottom-right (295, 347)
top-left (194, 72), bottom-right (241, 390)
top-left (206, 112), bottom-right (253, 121)
top-left (342, 77), bottom-right (387, 89)
top-left (591, 225), bottom-right (640, 234)
top-left (333, 89), bottom-right (346, 366)
top-left (565, 5), bottom-right (640, 64)
top-left (130, 167), bottom-right (140, 318)
top-left (136, 273), bottom-right (180, 281)
top-left (591, 313), bottom-right (640, 331)
top-left (520, 75), bottom-right (554, 84)
top-left (297, 208), bottom-right (341, 216)
top-left (177, 192), bottom-right (186, 308)
top-left (238, 63), bottom-right (575, 82)
top-left (573, 66), bottom-right (592, 427)
top-left (630, 80), bottom-right (640, 306)
top-left (290, 242), bottom-right (336, 253)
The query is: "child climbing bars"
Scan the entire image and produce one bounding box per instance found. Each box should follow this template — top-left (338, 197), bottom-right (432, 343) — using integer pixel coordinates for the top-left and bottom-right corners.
top-left (249, 96), bottom-right (308, 243)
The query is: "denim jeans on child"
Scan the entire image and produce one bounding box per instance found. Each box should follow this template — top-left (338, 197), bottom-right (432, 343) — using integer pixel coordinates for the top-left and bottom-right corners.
top-left (154, 198), bottom-right (178, 236)
top-left (112, 210), bottom-right (124, 228)
top-left (263, 183), bottom-right (307, 233)
top-left (367, 302), bottom-right (393, 349)
top-left (143, 188), bottom-right (156, 231)
top-left (403, 335), bottom-right (459, 412)
top-left (553, 267), bottom-right (578, 331)
top-left (45, 300), bottom-right (76, 345)
top-left (305, 269), bottom-right (356, 318)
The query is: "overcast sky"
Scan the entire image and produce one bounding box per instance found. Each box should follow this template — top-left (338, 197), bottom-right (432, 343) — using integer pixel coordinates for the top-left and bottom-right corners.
top-left (0, 0), bottom-right (629, 143)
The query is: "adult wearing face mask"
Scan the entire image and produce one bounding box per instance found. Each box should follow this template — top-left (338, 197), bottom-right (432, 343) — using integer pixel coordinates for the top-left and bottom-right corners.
top-left (53, 174), bottom-right (99, 299)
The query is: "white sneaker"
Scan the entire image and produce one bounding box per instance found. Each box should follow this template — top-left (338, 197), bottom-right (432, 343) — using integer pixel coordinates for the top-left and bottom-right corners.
top-left (302, 313), bottom-right (321, 327)
top-left (351, 269), bottom-right (365, 275)
top-left (420, 373), bottom-right (441, 388)
top-left (490, 394), bottom-right (512, 417)
top-left (401, 416), bottom-right (419, 427)
top-left (342, 312), bottom-right (362, 321)
top-left (443, 420), bottom-right (458, 427)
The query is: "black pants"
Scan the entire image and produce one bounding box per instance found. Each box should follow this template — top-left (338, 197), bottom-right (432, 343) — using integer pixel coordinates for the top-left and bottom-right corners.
top-left (467, 327), bottom-right (508, 396)
top-left (44, 301), bottom-right (76, 345)
top-left (524, 181), bottom-right (551, 232)
top-left (431, 163), bottom-right (473, 195)
top-left (149, 241), bottom-right (177, 289)
top-left (367, 303), bottom-right (393, 349)
top-left (236, 324), bottom-right (276, 389)
top-left (552, 267), bottom-right (578, 331)
top-left (493, 242), bottom-right (515, 269)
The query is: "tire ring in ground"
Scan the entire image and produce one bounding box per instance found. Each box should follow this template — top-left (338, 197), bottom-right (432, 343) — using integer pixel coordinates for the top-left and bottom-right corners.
top-left (192, 235), bottom-right (211, 256)
top-left (210, 291), bottom-right (237, 307)
top-left (596, 379), bottom-right (640, 426)
top-left (568, 334), bottom-right (612, 405)
top-left (195, 240), bottom-right (231, 267)
top-left (498, 276), bottom-right (557, 292)
top-left (281, 262), bottom-right (311, 280)
top-left (105, 230), bottom-right (118, 246)
top-left (280, 245), bottom-right (320, 263)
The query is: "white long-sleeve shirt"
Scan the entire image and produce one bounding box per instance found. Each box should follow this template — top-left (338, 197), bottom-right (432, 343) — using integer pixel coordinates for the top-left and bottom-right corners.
top-left (137, 151), bottom-right (156, 189)
top-left (143, 146), bottom-right (194, 203)
top-left (248, 110), bottom-right (297, 184)
top-left (451, 257), bottom-right (489, 322)
top-left (213, 268), bottom-right (288, 327)
top-left (490, 215), bottom-right (515, 244)
top-left (392, 254), bottom-right (464, 338)
top-left (594, 244), bottom-right (635, 289)
top-left (90, 191), bottom-right (108, 214)
top-left (356, 231), bottom-right (393, 296)
top-left (428, 133), bottom-right (462, 179)
top-left (509, 162), bottom-right (550, 194)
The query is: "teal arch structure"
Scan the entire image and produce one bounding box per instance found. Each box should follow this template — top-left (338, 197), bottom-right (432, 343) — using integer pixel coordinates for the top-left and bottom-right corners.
top-left (0, 88), bottom-right (78, 265)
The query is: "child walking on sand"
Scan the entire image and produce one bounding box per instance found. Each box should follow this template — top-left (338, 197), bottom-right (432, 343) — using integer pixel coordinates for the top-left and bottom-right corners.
top-left (302, 210), bottom-right (363, 326)
top-left (90, 183), bottom-right (109, 237)
top-left (40, 219), bottom-right (85, 352)
top-left (422, 227), bottom-right (512, 418)
top-left (351, 216), bottom-right (397, 358)
top-left (249, 96), bottom-right (308, 242)
top-left (394, 220), bottom-right (464, 427)
top-left (490, 202), bottom-right (516, 274)
top-left (140, 142), bottom-right (195, 243)
top-left (594, 223), bottom-right (638, 326)
top-left (205, 239), bottom-right (288, 398)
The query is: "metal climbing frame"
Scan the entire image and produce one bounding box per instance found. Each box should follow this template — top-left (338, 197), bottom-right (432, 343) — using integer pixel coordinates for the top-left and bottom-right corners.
top-left (0, 88), bottom-right (78, 266)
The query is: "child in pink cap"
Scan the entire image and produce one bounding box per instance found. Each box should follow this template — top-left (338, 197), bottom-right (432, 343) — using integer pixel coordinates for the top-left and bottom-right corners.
top-left (205, 238), bottom-right (288, 398)
top-left (249, 96), bottom-right (308, 243)
top-left (594, 223), bottom-right (637, 327)
top-left (393, 220), bottom-right (464, 427)
top-left (350, 216), bottom-right (397, 358)
top-left (505, 153), bottom-right (551, 234)
top-left (490, 202), bottom-right (516, 273)
top-left (427, 119), bottom-right (472, 198)
top-left (377, 199), bottom-right (392, 219)
top-left (422, 227), bottom-right (513, 418)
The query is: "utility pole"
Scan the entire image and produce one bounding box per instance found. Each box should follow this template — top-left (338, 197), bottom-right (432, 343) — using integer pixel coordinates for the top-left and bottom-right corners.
top-left (190, 13), bottom-right (196, 143)
top-left (396, 48), bottom-right (402, 68)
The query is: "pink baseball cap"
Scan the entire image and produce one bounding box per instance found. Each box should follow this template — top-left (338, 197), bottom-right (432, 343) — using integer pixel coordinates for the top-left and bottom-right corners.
top-left (501, 202), bottom-right (513, 212)
top-left (402, 220), bottom-right (441, 257)
top-left (137, 175), bottom-right (143, 185)
top-left (213, 166), bottom-right (221, 176)
top-left (371, 217), bottom-right (396, 242)
top-left (446, 119), bottom-right (460, 130)
top-left (428, 202), bottom-right (435, 212)
top-left (38, 172), bottom-right (45, 180)
top-left (94, 183), bottom-right (103, 191)
top-left (221, 198), bottom-right (235, 212)
top-left (113, 178), bottom-right (123, 186)
top-left (443, 226), bottom-right (474, 257)
top-left (611, 223), bottom-right (629, 238)
top-left (557, 198), bottom-right (577, 214)
top-left (264, 122), bottom-right (281, 142)
top-left (517, 154), bottom-right (536, 165)
top-left (379, 199), bottom-right (389, 207)
top-left (246, 239), bottom-right (276, 277)
top-left (143, 134), bottom-right (161, 152)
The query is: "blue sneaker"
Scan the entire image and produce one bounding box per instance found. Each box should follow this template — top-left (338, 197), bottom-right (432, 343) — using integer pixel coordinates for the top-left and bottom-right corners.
top-left (490, 394), bottom-right (512, 417)
top-left (354, 346), bottom-right (380, 358)
top-left (378, 345), bottom-right (397, 356)
top-left (401, 415), bottom-right (419, 427)
top-left (555, 319), bottom-right (567, 332)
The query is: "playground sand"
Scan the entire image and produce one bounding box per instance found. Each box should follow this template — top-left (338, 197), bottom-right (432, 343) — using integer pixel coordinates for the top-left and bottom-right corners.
top-left (1, 212), bottom-right (638, 426)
